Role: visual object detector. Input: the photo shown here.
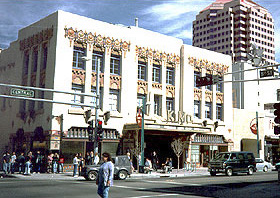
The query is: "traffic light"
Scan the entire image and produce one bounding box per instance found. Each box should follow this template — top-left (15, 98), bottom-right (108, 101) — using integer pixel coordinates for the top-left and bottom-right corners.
top-left (88, 120), bottom-right (94, 142)
top-left (274, 126), bottom-right (280, 135)
top-left (96, 120), bottom-right (103, 139)
top-left (274, 103), bottom-right (280, 124)
top-left (196, 76), bottom-right (213, 87)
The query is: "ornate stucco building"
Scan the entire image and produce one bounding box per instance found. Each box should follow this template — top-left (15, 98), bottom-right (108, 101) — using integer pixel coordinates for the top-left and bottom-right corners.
top-left (0, 11), bottom-right (234, 168)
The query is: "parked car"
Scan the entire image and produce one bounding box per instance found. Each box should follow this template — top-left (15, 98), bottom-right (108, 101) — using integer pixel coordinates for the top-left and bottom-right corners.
top-left (255, 158), bottom-right (272, 172)
top-left (208, 151), bottom-right (256, 176)
top-left (81, 155), bottom-right (132, 181)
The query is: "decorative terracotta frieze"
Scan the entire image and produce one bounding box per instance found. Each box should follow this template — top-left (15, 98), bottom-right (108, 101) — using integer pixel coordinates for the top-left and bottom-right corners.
top-left (91, 72), bottom-right (104, 87)
top-left (166, 85), bottom-right (175, 98)
top-left (72, 69), bottom-right (85, 85)
top-left (110, 75), bottom-right (122, 90)
top-left (20, 27), bottom-right (53, 51)
top-left (205, 90), bottom-right (213, 102)
top-left (188, 56), bottom-right (229, 75)
top-left (194, 88), bottom-right (202, 101)
top-left (137, 80), bottom-right (148, 94)
top-left (64, 27), bottom-right (130, 53)
top-left (152, 83), bottom-right (162, 90)
top-left (135, 46), bottom-right (179, 67)
top-left (216, 92), bottom-right (224, 104)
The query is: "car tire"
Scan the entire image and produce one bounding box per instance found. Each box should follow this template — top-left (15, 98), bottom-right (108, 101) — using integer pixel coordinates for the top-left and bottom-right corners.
top-left (210, 171), bottom-right (216, 176)
top-left (118, 170), bottom-right (128, 180)
top-left (247, 167), bottom-right (253, 175)
top-left (226, 168), bottom-right (233, 176)
top-left (263, 166), bottom-right (268, 172)
top-left (87, 170), bottom-right (98, 181)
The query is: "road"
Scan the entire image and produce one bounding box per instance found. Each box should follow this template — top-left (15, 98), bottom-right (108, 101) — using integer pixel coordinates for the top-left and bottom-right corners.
top-left (0, 171), bottom-right (279, 198)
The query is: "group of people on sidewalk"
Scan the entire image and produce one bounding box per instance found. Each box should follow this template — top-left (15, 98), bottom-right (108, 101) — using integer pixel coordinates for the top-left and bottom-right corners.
top-left (141, 151), bottom-right (172, 174)
top-left (72, 151), bottom-right (100, 177)
top-left (2, 150), bottom-right (65, 175)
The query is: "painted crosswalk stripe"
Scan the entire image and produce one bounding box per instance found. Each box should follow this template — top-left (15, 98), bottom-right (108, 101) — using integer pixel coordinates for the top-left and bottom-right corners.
top-left (125, 193), bottom-right (179, 198)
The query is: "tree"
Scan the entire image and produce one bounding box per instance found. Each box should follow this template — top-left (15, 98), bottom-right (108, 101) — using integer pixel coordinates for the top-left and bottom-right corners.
top-left (131, 130), bottom-right (141, 172)
top-left (171, 138), bottom-right (185, 171)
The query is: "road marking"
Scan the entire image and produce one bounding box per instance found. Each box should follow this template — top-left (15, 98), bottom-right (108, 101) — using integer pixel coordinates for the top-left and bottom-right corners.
top-left (125, 193), bottom-right (179, 198)
top-left (113, 185), bottom-right (146, 190)
top-left (143, 180), bottom-right (201, 186)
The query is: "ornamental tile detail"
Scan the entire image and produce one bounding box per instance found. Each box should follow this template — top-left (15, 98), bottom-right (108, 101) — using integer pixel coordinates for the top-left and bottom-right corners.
top-left (152, 83), bottom-right (162, 90)
top-left (205, 90), bottom-right (212, 102)
top-left (194, 88), bottom-right (202, 101)
top-left (110, 75), bottom-right (122, 90)
top-left (64, 27), bottom-right (130, 53)
top-left (166, 85), bottom-right (175, 98)
top-left (137, 80), bottom-right (148, 94)
top-left (188, 56), bottom-right (229, 75)
top-left (72, 69), bottom-right (85, 85)
top-left (135, 46), bottom-right (179, 67)
top-left (216, 92), bottom-right (224, 104)
top-left (91, 72), bottom-right (104, 87)
top-left (20, 27), bottom-right (53, 51)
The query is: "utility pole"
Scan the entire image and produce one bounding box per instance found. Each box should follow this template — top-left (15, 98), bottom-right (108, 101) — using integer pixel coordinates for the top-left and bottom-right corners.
top-left (94, 58), bottom-right (101, 153)
top-left (59, 114), bottom-right (63, 153)
top-left (140, 97), bottom-right (146, 171)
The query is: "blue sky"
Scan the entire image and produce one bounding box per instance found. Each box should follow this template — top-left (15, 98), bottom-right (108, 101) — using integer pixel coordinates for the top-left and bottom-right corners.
top-left (0, 0), bottom-right (279, 61)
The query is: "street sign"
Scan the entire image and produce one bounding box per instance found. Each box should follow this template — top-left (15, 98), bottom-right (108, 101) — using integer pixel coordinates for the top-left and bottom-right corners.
top-left (260, 69), bottom-right (274, 78)
top-left (10, 88), bottom-right (34, 97)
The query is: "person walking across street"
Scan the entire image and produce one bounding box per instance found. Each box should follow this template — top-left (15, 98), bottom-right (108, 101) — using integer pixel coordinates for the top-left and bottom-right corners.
top-left (96, 152), bottom-right (114, 198)
top-left (73, 153), bottom-right (79, 177)
top-left (10, 152), bottom-right (17, 174)
top-left (17, 152), bottom-right (25, 174)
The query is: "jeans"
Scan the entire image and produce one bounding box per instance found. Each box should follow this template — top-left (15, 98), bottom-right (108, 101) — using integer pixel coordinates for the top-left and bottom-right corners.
top-left (59, 163), bottom-right (64, 173)
top-left (35, 163), bottom-right (41, 173)
top-left (53, 162), bottom-right (58, 173)
top-left (19, 163), bottom-right (24, 173)
top-left (3, 163), bottom-right (8, 174)
top-left (25, 161), bottom-right (31, 174)
top-left (11, 163), bottom-right (15, 173)
top-left (73, 164), bottom-right (78, 176)
top-left (97, 184), bottom-right (110, 198)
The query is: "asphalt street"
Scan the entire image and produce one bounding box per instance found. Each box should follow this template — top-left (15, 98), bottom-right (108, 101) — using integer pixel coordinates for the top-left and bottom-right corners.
top-left (0, 171), bottom-right (279, 198)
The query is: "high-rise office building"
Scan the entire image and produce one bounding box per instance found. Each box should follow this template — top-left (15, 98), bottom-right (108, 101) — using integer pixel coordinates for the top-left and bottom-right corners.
top-left (193, 0), bottom-right (275, 65)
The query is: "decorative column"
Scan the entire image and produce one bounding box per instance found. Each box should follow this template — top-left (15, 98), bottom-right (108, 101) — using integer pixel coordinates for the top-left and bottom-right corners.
top-left (147, 57), bottom-right (153, 116)
top-left (102, 47), bottom-right (111, 112)
top-left (84, 45), bottom-right (92, 105)
top-left (161, 60), bottom-right (167, 118)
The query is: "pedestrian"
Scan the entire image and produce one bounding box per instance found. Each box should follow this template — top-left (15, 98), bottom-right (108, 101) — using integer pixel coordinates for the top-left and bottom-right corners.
top-left (10, 152), bottom-right (17, 174)
top-left (90, 151), bottom-right (94, 165)
top-left (24, 152), bottom-right (32, 175)
top-left (73, 153), bottom-right (79, 177)
top-left (130, 159), bottom-right (135, 172)
top-left (144, 158), bottom-right (152, 174)
top-left (126, 151), bottom-right (131, 160)
top-left (52, 153), bottom-right (59, 173)
top-left (34, 151), bottom-right (43, 173)
top-left (94, 152), bottom-right (100, 165)
top-left (47, 153), bottom-right (53, 173)
top-left (28, 151), bottom-right (34, 173)
top-left (58, 154), bottom-right (65, 173)
top-left (17, 152), bottom-right (25, 174)
top-left (151, 151), bottom-right (159, 171)
top-left (85, 152), bottom-right (91, 165)
top-left (78, 153), bottom-right (84, 176)
top-left (162, 158), bottom-right (172, 173)
top-left (96, 152), bottom-right (114, 198)
top-left (2, 152), bottom-right (10, 174)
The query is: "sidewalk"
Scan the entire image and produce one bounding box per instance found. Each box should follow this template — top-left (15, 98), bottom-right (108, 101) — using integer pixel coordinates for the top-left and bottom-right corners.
top-left (0, 168), bottom-right (209, 180)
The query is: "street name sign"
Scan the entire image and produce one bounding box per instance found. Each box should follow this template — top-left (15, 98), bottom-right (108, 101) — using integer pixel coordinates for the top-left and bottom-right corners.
top-left (260, 69), bottom-right (274, 78)
top-left (10, 88), bottom-right (34, 97)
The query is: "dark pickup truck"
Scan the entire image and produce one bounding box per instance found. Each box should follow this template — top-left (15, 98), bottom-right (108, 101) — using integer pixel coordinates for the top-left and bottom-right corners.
top-left (81, 155), bottom-right (132, 181)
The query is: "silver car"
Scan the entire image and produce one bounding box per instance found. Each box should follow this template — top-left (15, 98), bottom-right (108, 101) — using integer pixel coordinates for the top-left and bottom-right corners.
top-left (255, 158), bottom-right (272, 172)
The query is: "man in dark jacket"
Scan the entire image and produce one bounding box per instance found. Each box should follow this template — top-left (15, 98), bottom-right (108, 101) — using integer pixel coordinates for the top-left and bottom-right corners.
top-left (34, 151), bottom-right (44, 173)
top-left (151, 151), bottom-right (159, 171)
top-left (17, 153), bottom-right (25, 174)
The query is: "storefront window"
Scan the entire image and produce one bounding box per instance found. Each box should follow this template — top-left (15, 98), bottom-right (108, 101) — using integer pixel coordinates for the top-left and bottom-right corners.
top-left (191, 145), bottom-right (200, 164)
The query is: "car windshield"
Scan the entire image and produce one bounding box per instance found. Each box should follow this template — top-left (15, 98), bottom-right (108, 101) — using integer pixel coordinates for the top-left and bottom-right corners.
top-left (214, 153), bottom-right (230, 160)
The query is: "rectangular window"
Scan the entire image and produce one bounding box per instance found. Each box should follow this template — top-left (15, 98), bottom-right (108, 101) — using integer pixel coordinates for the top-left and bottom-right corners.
top-left (166, 67), bottom-right (175, 85)
top-left (206, 74), bottom-right (212, 91)
top-left (41, 45), bottom-right (48, 70)
top-left (216, 103), bottom-right (223, 120)
top-left (72, 46), bottom-right (86, 69)
top-left (92, 51), bottom-right (104, 73)
top-left (110, 54), bottom-right (121, 75)
top-left (137, 94), bottom-right (147, 113)
top-left (32, 49), bottom-right (38, 73)
top-left (194, 100), bottom-right (201, 118)
top-left (23, 52), bottom-right (29, 75)
top-left (216, 76), bottom-right (223, 92)
top-left (109, 89), bottom-right (120, 111)
top-left (152, 64), bottom-right (161, 83)
top-left (71, 84), bottom-right (84, 106)
top-left (154, 95), bottom-right (161, 116)
top-left (166, 97), bottom-right (174, 111)
top-left (194, 71), bottom-right (201, 88)
top-left (138, 61), bottom-right (147, 81)
top-left (205, 102), bottom-right (212, 119)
